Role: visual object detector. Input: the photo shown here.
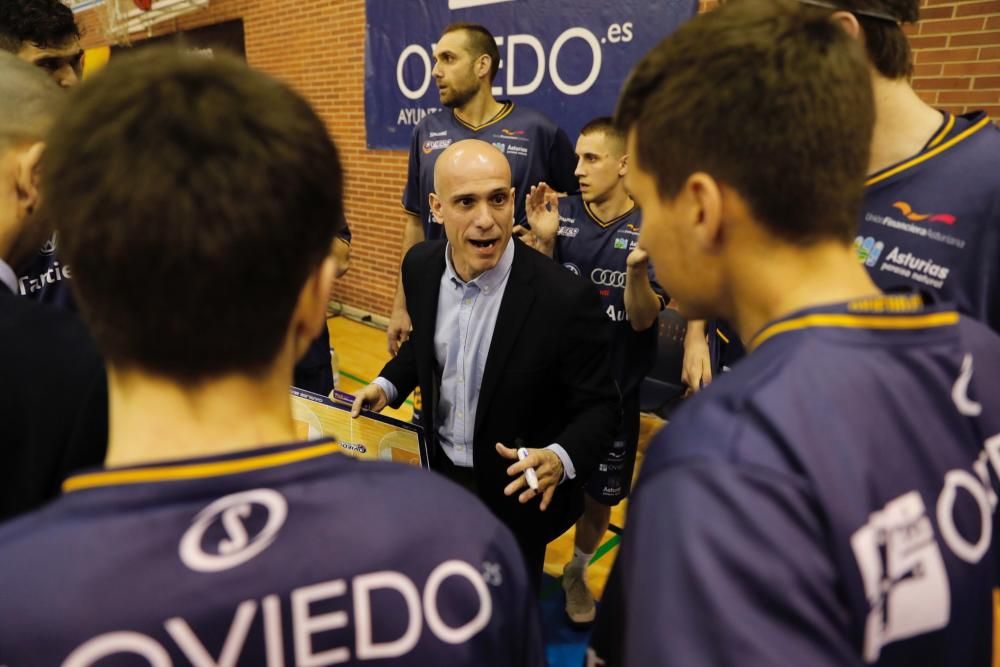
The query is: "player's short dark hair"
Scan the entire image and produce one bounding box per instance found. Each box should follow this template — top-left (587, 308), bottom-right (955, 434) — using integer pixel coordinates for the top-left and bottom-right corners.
top-left (442, 22), bottom-right (501, 83)
top-left (616, 0), bottom-right (873, 244)
top-left (0, 0), bottom-right (80, 53)
top-left (40, 48), bottom-right (345, 383)
top-left (811, 0), bottom-right (917, 78)
top-left (580, 116), bottom-right (626, 156)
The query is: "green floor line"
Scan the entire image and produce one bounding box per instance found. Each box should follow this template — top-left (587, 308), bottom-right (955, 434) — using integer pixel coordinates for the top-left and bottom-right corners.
top-left (339, 369), bottom-right (415, 408)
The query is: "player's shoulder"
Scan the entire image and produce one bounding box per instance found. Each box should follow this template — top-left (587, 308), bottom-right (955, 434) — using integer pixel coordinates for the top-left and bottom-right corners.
top-left (558, 193), bottom-right (586, 218)
top-left (951, 111), bottom-right (1000, 169)
top-left (504, 102), bottom-right (561, 134)
top-left (640, 329), bottom-right (854, 478)
top-left (413, 107), bottom-right (452, 132)
top-left (517, 238), bottom-right (589, 292)
top-left (955, 313), bottom-right (1000, 362)
top-left (0, 291), bottom-right (101, 371)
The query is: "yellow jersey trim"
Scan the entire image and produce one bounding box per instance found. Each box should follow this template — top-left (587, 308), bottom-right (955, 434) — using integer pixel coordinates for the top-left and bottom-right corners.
top-left (63, 442), bottom-right (340, 493)
top-left (583, 201), bottom-right (637, 229)
top-left (715, 327), bottom-right (731, 344)
top-left (926, 113), bottom-right (955, 150)
top-left (750, 311), bottom-right (959, 349)
top-left (453, 101), bottom-right (515, 132)
top-left (866, 116), bottom-right (991, 187)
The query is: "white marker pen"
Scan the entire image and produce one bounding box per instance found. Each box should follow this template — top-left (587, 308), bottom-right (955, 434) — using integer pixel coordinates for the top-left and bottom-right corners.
top-left (517, 447), bottom-right (540, 491)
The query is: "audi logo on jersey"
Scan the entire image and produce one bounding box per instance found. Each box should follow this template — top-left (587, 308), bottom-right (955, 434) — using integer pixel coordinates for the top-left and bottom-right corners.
top-left (590, 269), bottom-right (626, 288)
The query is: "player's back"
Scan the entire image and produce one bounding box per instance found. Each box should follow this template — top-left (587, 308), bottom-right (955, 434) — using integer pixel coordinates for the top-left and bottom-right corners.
top-left (608, 294), bottom-right (1000, 666)
top-left (0, 441), bottom-right (542, 666)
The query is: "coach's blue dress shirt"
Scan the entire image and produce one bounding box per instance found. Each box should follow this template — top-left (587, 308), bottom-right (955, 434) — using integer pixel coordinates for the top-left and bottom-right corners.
top-left (376, 239), bottom-right (573, 478)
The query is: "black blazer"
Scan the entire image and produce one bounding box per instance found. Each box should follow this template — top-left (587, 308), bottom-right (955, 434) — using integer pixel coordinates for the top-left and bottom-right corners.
top-left (382, 239), bottom-right (619, 541)
top-left (0, 286), bottom-right (107, 521)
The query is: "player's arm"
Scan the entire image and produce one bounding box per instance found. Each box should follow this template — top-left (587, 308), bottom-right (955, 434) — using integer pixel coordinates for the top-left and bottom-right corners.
top-left (332, 236), bottom-right (351, 279)
top-left (520, 182), bottom-right (560, 257)
top-left (682, 319), bottom-right (712, 392)
top-left (599, 460), bottom-right (862, 667)
top-left (390, 127), bottom-right (427, 356)
top-left (387, 211), bottom-right (423, 356)
top-left (624, 247), bottom-right (661, 332)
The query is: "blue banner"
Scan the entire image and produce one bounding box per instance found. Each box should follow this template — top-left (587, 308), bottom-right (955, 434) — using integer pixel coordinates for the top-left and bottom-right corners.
top-left (364, 0), bottom-right (697, 150)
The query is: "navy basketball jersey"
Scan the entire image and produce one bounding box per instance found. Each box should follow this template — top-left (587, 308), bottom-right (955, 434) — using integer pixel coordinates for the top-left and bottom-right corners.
top-left (554, 195), bottom-right (666, 395)
top-left (706, 112), bottom-right (1000, 375)
top-left (0, 440), bottom-right (543, 666)
top-left (402, 103), bottom-right (577, 240)
top-left (857, 112), bottom-right (1000, 332)
top-left (591, 294), bottom-right (1000, 667)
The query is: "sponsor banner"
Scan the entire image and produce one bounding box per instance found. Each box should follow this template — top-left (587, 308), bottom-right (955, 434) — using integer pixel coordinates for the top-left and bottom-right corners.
top-left (364, 0), bottom-right (697, 149)
top-left (291, 387), bottom-right (428, 467)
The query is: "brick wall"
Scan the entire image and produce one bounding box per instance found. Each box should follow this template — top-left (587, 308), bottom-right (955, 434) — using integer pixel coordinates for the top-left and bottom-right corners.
top-left (76, 0), bottom-right (998, 318)
top-left (77, 0), bottom-right (409, 319)
top-left (908, 0), bottom-right (1000, 117)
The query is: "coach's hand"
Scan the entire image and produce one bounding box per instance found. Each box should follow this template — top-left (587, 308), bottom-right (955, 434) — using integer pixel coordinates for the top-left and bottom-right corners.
top-left (351, 383), bottom-right (388, 417)
top-left (497, 443), bottom-right (563, 511)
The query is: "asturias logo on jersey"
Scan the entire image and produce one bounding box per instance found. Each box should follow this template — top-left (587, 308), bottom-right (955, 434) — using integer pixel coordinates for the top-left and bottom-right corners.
top-left (893, 201), bottom-right (957, 225)
top-left (179, 489), bottom-right (288, 573)
top-left (854, 236), bottom-right (885, 268)
top-left (500, 128), bottom-right (525, 137)
top-left (879, 246), bottom-right (950, 289)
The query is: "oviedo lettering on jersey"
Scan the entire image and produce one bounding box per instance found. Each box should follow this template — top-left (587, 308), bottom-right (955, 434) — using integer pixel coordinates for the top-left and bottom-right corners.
top-left (365, 0), bottom-right (697, 149)
top-left (55, 489), bottom-right (496, 666)
top-left (851, 354), bottom-right (997, 662)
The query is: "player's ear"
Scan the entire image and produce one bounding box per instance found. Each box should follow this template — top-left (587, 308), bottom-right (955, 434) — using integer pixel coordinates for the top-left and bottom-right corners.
top-left (475, 53), bottom-right (492, 81)
top-left (685, 172), bottom-right (724, 252)
top-left (618, 153), bottom-right (629, 179)
top-left (290, 254), bottom-right (336, 362)
top-left (15, 142), bottom-right (45, 221)
top-left (429, 192), bottom-right (444, 224)
top-left (830, 10), bottom-right (862, 41)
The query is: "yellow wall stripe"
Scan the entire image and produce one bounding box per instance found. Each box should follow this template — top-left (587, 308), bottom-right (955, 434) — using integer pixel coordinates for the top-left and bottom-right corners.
top-left (63, 442), bottom-right (339, 493)
top-left (866, 116), bottom-right (990, 187)
top-left (751, 311), bottom-right (959, 349)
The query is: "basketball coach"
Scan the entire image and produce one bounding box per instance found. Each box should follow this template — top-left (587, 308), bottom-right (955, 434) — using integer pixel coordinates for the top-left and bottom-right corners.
top-left (353, 139), bottom-right (618, 587)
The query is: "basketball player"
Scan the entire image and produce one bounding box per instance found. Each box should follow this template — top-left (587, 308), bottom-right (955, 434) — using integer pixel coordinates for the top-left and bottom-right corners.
top-left (0, 0), bottom-right (83, 310)
top-left (0, 49), bottom-right (543, 666)
top-left (522, 117), bottom-right (665, 624)
top-left (682, 0), bottom-right (1000, 388)
top-left (589, 1), bottom-right (1000, 664)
